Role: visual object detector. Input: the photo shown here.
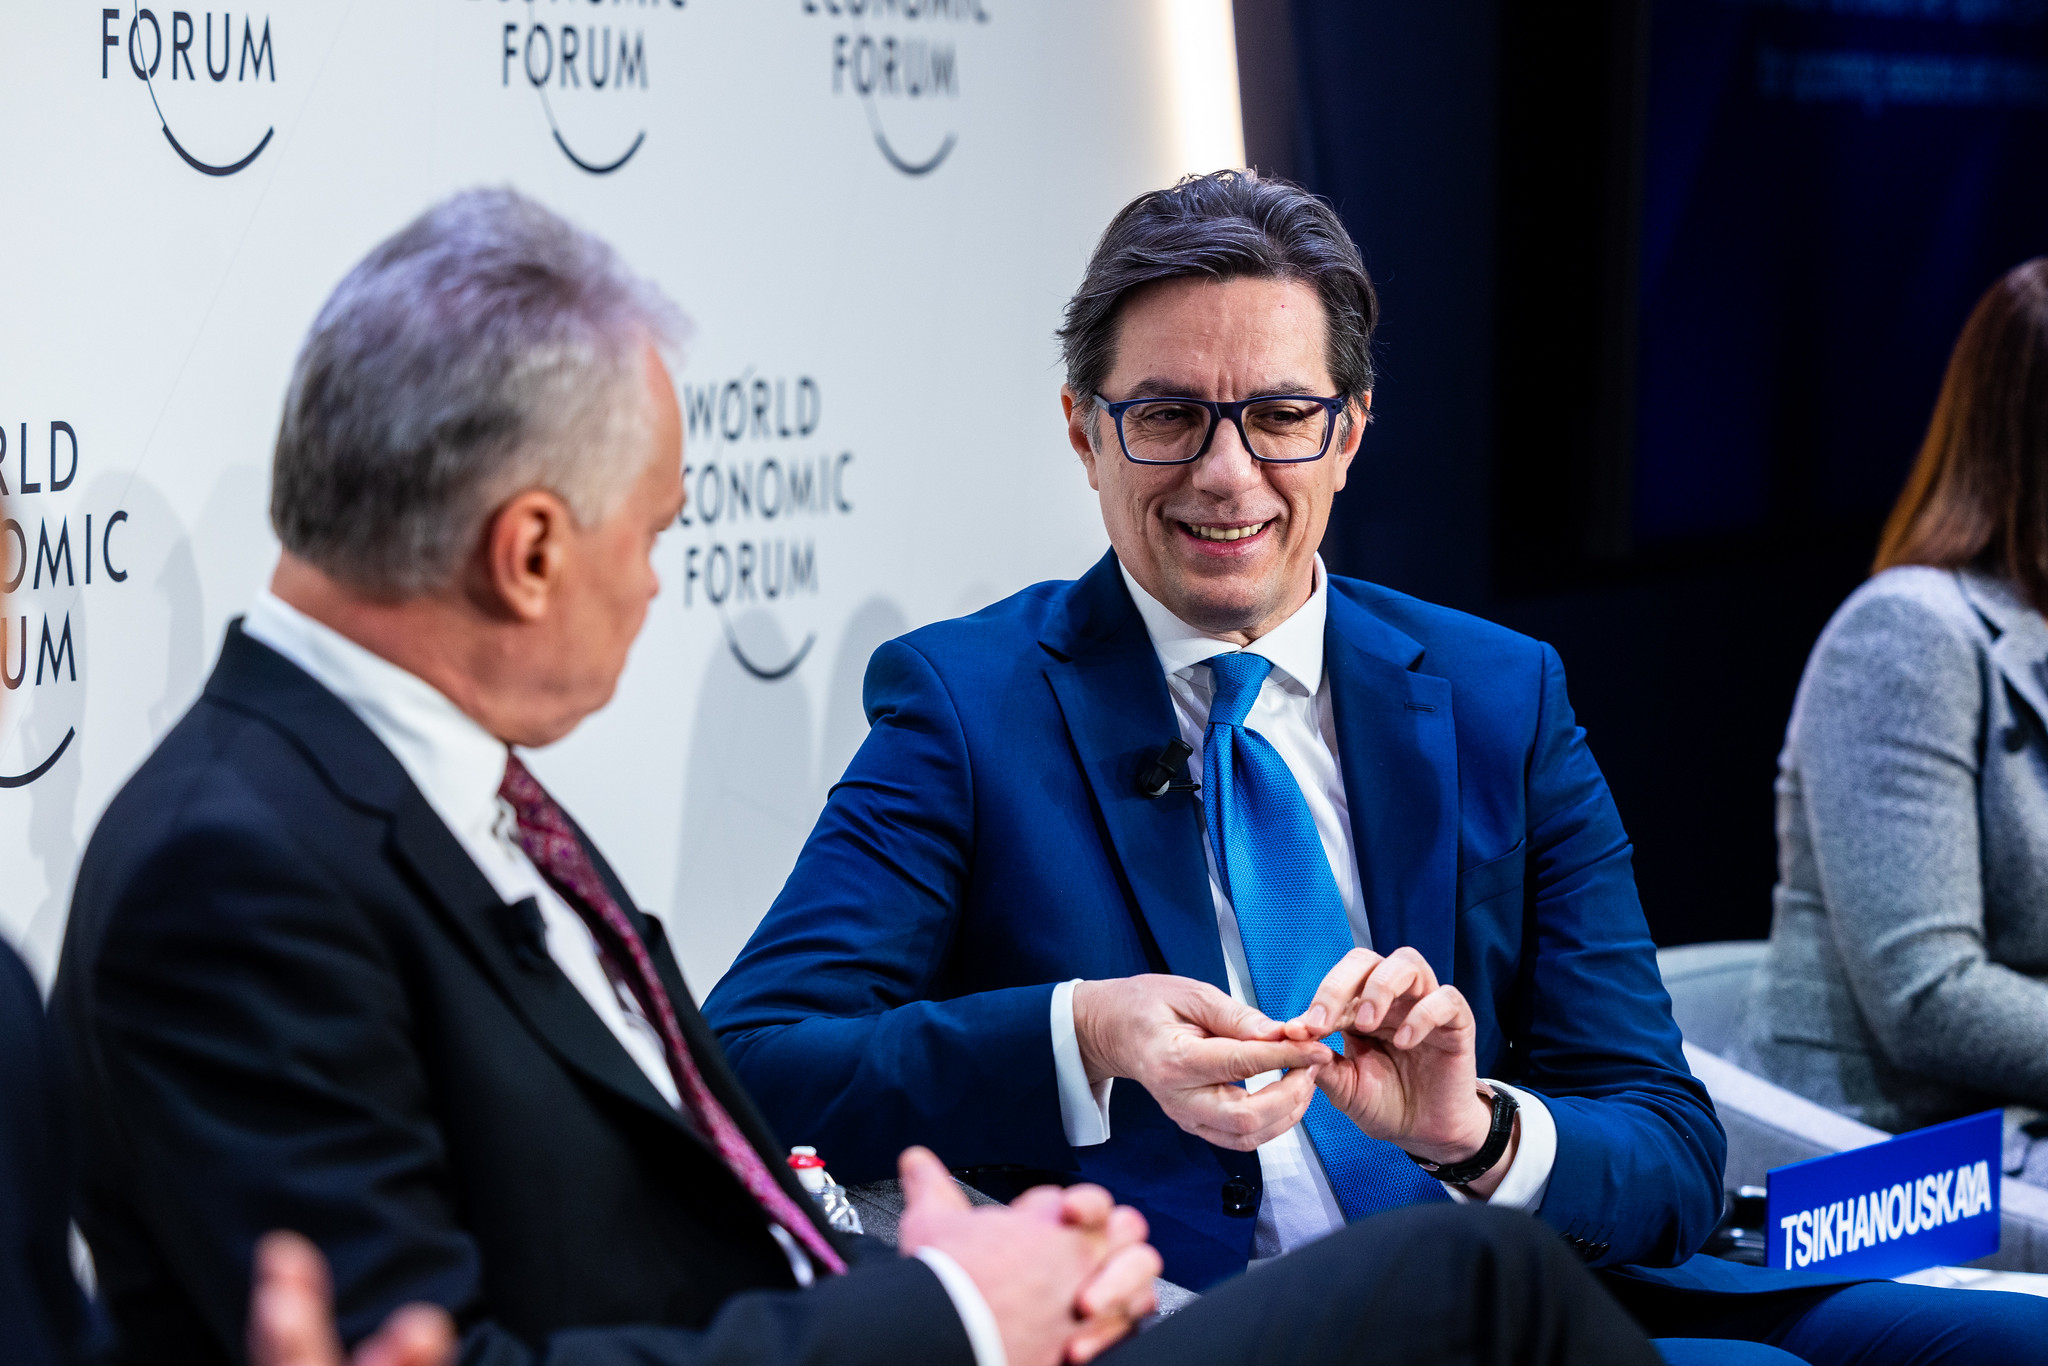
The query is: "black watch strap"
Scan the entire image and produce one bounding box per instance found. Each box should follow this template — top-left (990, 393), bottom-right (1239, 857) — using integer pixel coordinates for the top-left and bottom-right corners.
top-left (1405, 1083), bottom-right (1519, 1188)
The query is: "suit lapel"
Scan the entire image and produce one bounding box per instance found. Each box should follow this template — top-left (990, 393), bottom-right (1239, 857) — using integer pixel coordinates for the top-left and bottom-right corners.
top-left (646, 923), bottom-right (844, 1247)
top-left (522, 797), bottom-right (836, 1243)
top-left (1041, 554), bottom-right (1229, 991)
top-left (211, 625), bottom-right (704, 1147)
top-left (1960, 572), bottom-right (2048, 730)
top-left (1324, 589), bottom-right (1460, 984)
top-left (212, 624), bottom-right (839, 1262)
top-left (382, 788), bottom-right (704, 1144)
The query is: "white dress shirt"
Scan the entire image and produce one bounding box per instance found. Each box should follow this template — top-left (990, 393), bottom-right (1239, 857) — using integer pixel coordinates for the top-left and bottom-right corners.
top-left (1051, 557), bottom-right (1556, 1264)
top-left (242, 593), bottom-right (1007, 1366)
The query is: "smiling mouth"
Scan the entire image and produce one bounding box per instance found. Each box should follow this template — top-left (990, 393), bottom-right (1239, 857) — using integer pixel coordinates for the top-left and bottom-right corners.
top-left (1181, 520), bottom-right (1271, 542)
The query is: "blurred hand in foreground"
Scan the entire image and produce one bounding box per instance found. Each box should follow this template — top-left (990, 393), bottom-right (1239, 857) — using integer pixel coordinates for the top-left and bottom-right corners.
top-left (248, 1231), bottom-right (456, 1366)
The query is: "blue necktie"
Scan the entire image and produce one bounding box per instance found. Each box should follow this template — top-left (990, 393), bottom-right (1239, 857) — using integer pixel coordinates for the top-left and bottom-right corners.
top-left (1202, 650), bottom-right (1448, 1219)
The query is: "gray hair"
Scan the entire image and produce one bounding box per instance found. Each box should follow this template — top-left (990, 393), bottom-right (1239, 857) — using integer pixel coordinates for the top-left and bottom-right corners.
top-left (271, 187), bottom-right (686, 597)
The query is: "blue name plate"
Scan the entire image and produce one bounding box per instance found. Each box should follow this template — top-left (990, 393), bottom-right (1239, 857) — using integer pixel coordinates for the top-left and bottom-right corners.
top-left (1766, 1109), bottom-right (2000, 1277)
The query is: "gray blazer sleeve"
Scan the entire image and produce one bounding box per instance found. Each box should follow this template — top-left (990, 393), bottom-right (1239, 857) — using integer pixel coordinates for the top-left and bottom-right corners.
top-left (1797, 588), bottom-right (2048, 1104)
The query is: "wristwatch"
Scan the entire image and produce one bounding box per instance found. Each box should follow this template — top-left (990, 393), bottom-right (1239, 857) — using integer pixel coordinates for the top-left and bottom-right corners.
top-left (1405, 1082), bottom-right (1519, 1189)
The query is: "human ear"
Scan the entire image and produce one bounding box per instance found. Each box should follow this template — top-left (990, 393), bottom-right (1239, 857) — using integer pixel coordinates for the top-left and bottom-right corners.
top-left (1063, 386), bottom-right (1104, 493)
top-left (479, 489), bottom-right (573, 623)
top-left (1331, 393), bottom-right (1369, 493)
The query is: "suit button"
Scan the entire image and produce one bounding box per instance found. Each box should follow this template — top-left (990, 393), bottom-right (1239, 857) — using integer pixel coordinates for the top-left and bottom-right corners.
top-left (1221, 1177), bottom-right (1260, 1218)
top-left (2005, 725), bottom-right (2029, 753)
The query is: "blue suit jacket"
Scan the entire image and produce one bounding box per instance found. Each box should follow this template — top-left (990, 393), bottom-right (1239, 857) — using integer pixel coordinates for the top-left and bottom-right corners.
top-left (706, 553), bottom-right (1825, 1296)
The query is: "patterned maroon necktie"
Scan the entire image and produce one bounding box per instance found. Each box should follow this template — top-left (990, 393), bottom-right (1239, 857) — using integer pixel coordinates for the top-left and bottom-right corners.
top-left (498, 755), bottom-right (847, 1276)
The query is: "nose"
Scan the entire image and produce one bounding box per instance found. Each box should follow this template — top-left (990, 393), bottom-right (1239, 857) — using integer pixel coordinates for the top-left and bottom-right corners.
top-left (1189, 414), bottom-right (1264, 498)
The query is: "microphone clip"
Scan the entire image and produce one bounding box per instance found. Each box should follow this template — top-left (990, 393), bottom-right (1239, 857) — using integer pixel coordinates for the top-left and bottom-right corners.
top-left (1137, 739), bottom-right (1201, 799)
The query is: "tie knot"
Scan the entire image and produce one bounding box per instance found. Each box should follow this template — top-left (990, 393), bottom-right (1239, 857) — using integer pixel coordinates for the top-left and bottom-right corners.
top-left (1205, 651), bottom-right (1273, 729)
top-left (499, 754), bottom-right (552, 831)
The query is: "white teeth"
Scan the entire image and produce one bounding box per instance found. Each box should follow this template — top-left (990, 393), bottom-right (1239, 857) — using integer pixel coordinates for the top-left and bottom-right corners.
top-left (1188, 522), bottom-right (1268, 542)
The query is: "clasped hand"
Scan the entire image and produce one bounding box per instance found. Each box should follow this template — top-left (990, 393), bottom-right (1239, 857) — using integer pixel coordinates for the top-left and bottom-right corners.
top-left (896, 1146), bottom-right (1161, 1366)
top-left (246, 1150), bottom-right (1161, 1366)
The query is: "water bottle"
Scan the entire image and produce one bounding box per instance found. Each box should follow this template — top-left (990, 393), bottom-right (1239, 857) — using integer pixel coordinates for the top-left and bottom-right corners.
top-left (787, 1146), bottom-right (864, 1236)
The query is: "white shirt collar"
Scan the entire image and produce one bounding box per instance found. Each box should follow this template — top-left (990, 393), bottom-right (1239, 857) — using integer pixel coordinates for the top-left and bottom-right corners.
top-left (241, 590), bottom-right (511, 839)
top-left (1118, 554), bottom-right (1328, 696)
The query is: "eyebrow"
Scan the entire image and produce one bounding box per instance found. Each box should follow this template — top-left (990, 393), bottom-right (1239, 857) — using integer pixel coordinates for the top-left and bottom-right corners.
top-left (1113, 377), bottom-right (1322, 400)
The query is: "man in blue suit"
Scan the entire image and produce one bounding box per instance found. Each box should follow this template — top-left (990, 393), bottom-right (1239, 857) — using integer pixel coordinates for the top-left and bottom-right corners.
top-left (705, 172), bottom-right (2044, 1361)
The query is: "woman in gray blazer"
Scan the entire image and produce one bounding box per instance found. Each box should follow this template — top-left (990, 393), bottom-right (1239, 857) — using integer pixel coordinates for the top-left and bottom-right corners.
top-left (1733, 258), bottom-right (2048, 1181)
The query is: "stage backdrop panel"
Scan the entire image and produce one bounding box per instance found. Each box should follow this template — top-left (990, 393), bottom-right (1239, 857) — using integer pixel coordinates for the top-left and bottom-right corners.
top-left (0, 0), bottom-right (1243, 989)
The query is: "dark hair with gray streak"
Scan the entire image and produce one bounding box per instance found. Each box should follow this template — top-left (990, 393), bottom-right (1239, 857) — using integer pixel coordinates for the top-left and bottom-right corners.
top-left (1058, 170), bottom-right (1377, 413)
top-left (271, 187), bottom-right (686, 598)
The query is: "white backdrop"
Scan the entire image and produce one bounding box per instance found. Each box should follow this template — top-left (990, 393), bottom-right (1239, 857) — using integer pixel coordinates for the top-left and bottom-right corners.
top-left (0, 0), bottom-right (1244, 989)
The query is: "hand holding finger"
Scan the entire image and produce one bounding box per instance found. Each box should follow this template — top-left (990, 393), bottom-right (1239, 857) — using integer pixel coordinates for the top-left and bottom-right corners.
top-left (1178, 1066), bottom-right (1318, 1149)
top-left (1387, 984), bottom-right (1471, 1051)
top-left (1291, 948), bottom-right (1381, 1038)
top-left (1353, 949), bottom-right (1436, 1035)
top-left (1175, 981), bottom-right (1290, 1043)
top-left (1175, 1033), bottom-right (1331, 1087)
top-left (1078, 975), bottom-right (1295, 1090)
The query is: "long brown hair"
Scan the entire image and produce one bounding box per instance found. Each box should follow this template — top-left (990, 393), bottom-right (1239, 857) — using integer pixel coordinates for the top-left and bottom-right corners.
top-left (1875, 259), bottom-right (2048, 611)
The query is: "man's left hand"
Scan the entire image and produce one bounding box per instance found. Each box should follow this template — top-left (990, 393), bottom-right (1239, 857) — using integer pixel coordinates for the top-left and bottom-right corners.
top-left (1283, 947), bottom-right (1516, 1198)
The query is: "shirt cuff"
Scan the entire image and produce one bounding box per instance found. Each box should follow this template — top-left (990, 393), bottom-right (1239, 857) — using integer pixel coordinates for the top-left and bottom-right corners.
top-left (913, 1247), bottom-right (1010, 1366)
top-left (1443, 1081), bottom-right (1555, 1211)
top-left (1050, 979), bottom-right (1113, 1147)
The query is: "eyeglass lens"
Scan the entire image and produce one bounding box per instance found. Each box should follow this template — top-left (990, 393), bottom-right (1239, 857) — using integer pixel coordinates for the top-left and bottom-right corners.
top-left (1119, 399), bottom-right (1330, 463)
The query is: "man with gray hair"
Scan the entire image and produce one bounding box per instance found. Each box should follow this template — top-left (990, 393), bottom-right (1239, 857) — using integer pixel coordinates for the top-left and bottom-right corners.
top-left (54, 186), bottom-right (1163, 1366)
top-left (49, 187), bottom-right (1657, 1366)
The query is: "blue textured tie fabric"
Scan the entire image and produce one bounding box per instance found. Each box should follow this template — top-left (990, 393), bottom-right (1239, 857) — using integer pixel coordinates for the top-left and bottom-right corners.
top-left (1201, 650), bottom-right (1449, 1220)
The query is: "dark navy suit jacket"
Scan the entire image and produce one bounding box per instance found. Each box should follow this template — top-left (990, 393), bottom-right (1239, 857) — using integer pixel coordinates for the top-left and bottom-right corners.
top-left (52, 626), bottom-right (969, 1366)
top-left (708, 552), bottom-right (1828, 1297)
top-left (0, 940), bottom-right (87, 1366)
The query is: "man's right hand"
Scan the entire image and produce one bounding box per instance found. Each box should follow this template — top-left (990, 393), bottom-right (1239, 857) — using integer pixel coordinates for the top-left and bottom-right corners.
top-left (895, 1147), bottom-right (1161, 1366)
top-left (1072, 974), bottom-right (1331, 1149)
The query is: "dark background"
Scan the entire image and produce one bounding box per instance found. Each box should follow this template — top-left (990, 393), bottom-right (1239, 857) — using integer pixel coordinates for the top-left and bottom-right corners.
top-left (1232, 0), bottom-right (2048, 945)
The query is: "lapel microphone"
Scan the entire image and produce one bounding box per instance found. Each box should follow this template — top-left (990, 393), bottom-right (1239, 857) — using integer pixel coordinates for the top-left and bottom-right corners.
top-left (1137, 738), bottom-right (1201, 798)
